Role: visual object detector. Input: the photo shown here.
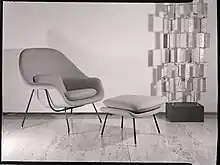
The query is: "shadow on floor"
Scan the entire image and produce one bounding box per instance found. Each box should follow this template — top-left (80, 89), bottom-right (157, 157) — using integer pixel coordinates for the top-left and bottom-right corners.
top-left (3, 114), bottom-right (136, 151)
top-left (55, 118), bottom-right (135, 151)
top-left (3, 113), bottom-right (170, 151)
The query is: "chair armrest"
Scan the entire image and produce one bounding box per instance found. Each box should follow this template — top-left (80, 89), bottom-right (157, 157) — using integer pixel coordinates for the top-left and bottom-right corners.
top-left (84, 77), bottom-right (104, 96)
top-left (63, 77), bottom-right (104, 96)
top-left (32, 74), bottom-right (74, 108)
top-left (32, 74), bottom-right (67, 92)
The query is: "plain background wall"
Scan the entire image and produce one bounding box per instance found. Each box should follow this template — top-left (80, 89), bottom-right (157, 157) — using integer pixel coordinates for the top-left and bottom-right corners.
top-left (3, 1), bottom-right (217, 113)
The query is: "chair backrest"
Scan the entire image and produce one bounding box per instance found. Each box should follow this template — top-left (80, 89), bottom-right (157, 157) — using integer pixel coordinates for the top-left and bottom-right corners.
top-left (19, 48), bottom-right (87, 85)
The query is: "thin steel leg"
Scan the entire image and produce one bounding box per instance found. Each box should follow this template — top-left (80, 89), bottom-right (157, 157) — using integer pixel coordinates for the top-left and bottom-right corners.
top-left (21, 89), bottom-right (35, 128)
top-left (71, 108), bottom-right (73, 114)
top-left (92, 103), bottom-right (102, 123)
top-left (133, 118), bottom-right (137, 146)
top-left (153, 114), bottom-right (161, 134)
top-left (121, 116), bottom-right (124, 129)
top-left (64, 109), bottom-right (70, 135)
top-left (101, 113), bottom-right (109, 136)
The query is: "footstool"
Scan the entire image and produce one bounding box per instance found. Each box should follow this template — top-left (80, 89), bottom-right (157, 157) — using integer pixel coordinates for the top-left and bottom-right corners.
top-left (100, 95), bottom-right (167, 146)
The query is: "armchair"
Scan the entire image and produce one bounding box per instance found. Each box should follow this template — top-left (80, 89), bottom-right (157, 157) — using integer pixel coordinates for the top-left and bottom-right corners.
top-left (19, 48), bottom-right (104, 134)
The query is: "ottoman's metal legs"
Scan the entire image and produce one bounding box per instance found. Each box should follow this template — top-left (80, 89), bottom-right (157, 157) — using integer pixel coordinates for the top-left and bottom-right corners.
top-left (153, 114), bottom-right (160, 134)
top-left (100, 113), bottom-right (160, 146)
top-left (101, 114), bottom-right (137, 146)
top-left (133, 118), bottom-right (137, 146)
top-left (101, 113), bottom-right (109, 136)
top-left (121, 116), bottom-right (124, 129)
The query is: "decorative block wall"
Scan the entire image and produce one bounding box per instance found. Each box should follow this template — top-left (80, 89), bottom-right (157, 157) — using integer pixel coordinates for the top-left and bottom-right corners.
top-left (148, 0), bottom-right (210, 102)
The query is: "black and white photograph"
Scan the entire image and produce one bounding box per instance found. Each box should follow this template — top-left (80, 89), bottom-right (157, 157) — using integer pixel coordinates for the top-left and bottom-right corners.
top-left (1, 0), bottom-right (218, 164)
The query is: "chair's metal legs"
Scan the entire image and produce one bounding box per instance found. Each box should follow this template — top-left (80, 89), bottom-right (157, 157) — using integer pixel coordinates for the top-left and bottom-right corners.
top-left (133, 118), bottom-right (137, 146)
top-left (71, 108), bottom-right (73, 114)
top-left (121, 116), bottom-right (124, 129)
top-left (92, 103), bottom-right (102, 123)
top-left (101, 113), bottom-right (109, 136)
top-left (64, 109), bottom-right (70, 135)
top-left (21, 89), bottom-right (35, 128)
top-left (153, 114), bottom-right (160, 134)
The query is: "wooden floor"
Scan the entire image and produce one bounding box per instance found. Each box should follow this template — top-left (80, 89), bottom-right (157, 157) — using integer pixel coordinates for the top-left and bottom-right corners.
top-left (2, 113), bottom-right (217, 164)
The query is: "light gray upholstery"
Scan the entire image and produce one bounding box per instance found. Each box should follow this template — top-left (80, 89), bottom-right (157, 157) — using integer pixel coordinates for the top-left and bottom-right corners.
top-left (103, 95), bottom-right (167, 113)
top-left (65, 88), bottom-right (97, 101)
top-left (19, 48), bottom-right (87, 85)
top-left (19, 48), bottom-right (104, 108)
top-left (33, 74), bottom-right (67, 93)
top-left (100, 105), bottom-right (164, 118)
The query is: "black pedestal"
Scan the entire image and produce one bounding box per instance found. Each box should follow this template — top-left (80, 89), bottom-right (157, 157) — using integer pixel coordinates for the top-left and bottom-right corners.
top-left (166, 102), bottom-right (204, 122)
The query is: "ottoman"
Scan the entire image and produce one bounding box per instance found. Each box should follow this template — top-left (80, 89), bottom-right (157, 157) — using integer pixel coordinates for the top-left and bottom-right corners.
top-left (100, 95), bottom-right (167, 146)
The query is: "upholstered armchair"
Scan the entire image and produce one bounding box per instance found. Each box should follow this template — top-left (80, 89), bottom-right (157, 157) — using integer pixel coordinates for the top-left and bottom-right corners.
top-left (19, 48), bottom-right (104, 134)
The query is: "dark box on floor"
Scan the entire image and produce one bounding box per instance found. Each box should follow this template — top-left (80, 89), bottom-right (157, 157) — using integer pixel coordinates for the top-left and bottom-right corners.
top-left (166, 102), bottom-right (204, 122)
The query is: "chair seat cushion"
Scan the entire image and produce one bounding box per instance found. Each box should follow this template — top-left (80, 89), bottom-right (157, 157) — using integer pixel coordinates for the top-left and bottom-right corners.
top-left (65, 88), bottom-right (97, 101)
top-left (103, 95), bottom-right (167, 113)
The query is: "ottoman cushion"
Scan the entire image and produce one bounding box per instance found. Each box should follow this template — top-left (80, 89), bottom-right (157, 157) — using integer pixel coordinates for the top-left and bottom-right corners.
top-left (100, 106), bottom-right (164, 118)
top-left (103, 95), bottom-right (167, 113)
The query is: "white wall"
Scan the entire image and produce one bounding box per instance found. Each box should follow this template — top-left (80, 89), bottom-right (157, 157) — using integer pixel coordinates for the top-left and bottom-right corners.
top-left (3, 1), bottom-right (217, 113)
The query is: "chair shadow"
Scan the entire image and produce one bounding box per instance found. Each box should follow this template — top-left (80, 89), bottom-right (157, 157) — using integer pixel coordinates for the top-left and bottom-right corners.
top-left (4, 114), bottom-right (142, 151)
top-left (54, 117), bottom-right (135, 151)
top-left (22, 114), bottom-right (60, 129)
